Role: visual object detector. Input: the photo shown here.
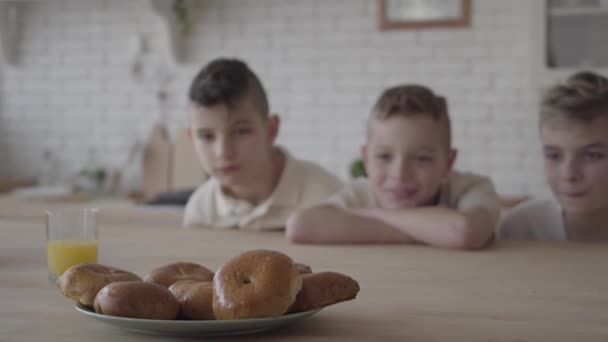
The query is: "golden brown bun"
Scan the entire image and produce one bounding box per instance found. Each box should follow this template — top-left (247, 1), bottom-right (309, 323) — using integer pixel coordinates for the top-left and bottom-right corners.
top-left (169, 280), bottom-right (214, 320)
top-left (289, 272), bottom-right (360, 313)
top-left (295, 263), bottom-right (312, 274)
top-left (58, 263), bottom-right (141, 307)
top-left (93, 281), bottom-right (179, 320)
top-left (213, 249), bottom-right (302, 320)
top-left (144, 262), bottom-right (214, 288)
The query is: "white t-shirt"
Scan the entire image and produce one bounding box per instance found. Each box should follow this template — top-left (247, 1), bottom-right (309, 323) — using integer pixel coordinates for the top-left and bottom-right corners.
top-left (498, 198), bottom-right (566, 241)
top-left (183, 149), bottom-right (342, 230)
top-left (327, 170), bottom-right (501, 219)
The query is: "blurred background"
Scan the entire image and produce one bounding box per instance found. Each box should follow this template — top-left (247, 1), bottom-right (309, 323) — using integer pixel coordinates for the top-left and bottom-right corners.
top-left (0, 0), bottom-right (607, 200)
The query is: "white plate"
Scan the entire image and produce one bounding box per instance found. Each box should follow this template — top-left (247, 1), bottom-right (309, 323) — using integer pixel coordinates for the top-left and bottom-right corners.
top-left (75, 304), bottom-right (321, 337)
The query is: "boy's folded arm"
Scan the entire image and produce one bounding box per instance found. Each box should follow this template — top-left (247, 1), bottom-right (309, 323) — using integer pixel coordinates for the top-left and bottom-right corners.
top-left (358, 206), bottom-right (496, 250)
top-left (285, 204), bottom-right (414, 244)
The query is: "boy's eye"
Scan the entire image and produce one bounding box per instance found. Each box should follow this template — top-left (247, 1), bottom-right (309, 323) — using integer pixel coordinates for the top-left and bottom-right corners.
top-left (543, 151), bottom-right (561, 161)
top-left (415, 155), bottom-right (433, 163)
top-left (374, 153), bottom-right (392, 162)
top-left (586, 151), bottom-right (605, 161)
top-left (233, 127), bottom-right (252, 136)
top-left (197, 132), bottom-right (214, 142)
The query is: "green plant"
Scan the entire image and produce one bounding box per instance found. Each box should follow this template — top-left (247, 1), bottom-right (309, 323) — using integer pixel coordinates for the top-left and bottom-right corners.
top-left (79, 168), bottom-right (107, 189)
top-left (172, 0), bottom-right (191, 35)
top-left (350, 158), bottom-right (367, 179)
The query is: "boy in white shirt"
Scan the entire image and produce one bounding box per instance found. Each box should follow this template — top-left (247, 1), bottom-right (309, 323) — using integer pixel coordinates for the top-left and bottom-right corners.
top-left (286, 85), bottom-right (500, 249)
top-left (499, 71), bottom-right (608, 242)
top-left (183, 58), bottom-right (342, 230)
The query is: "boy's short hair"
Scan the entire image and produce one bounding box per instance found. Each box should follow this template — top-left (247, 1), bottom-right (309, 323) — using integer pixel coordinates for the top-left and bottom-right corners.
top-left (540, 71), bottom-right (608, 126)
top-left (371, 84), bottom-right (451, 148)
top-left (189, 58), bottom-right (269, 117)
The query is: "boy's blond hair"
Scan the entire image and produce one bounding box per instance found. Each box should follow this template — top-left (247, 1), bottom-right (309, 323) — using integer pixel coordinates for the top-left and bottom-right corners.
top-left (370, 85), bottom-right (451, 149)
top-left (540, 71), bottom-right (608, 126)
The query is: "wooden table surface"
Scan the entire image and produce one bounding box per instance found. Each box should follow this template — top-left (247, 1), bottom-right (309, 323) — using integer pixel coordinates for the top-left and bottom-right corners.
top-left (1, 218), bottom-right (607, 341)
top-left (0, 195), bottom-right (184, 226)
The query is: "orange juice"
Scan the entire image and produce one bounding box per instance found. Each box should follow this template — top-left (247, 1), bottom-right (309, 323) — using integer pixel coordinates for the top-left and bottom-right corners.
top-left (47, 240), bottom-right (98, 277)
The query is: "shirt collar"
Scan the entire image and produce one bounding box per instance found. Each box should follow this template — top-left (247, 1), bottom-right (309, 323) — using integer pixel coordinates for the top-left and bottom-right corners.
top-left (212, 146), bottom-right (300, 218)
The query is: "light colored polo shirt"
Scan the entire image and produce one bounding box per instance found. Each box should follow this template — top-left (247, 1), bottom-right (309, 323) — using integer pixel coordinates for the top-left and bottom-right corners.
top-left (327, 170), bottom-right (501, 219)
top-left (183, 150), bottom-right (342, 230)
top-left (498, 198), bottom-right (566, 241)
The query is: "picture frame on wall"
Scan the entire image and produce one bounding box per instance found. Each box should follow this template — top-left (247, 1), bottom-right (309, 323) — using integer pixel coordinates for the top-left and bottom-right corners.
top-left (377, 0), bottom-right (472, 30)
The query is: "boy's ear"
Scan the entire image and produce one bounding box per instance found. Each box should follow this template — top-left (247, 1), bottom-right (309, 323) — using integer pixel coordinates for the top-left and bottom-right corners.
top-left (446, 148), bottom-right (458, 174)
top-left (268, 114), bottom-right (280, 142)
top-left (360, 144), bottom-right (369, 169)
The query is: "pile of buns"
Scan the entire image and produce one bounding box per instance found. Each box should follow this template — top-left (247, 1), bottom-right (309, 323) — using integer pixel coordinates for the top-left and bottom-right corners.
top-left (58, 249), bottom-right (360, 320)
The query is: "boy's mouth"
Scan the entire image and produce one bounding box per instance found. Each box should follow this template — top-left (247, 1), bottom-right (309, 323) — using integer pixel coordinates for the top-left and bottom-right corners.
top-left (386, 188), bottom-right (418, 200)
top-left (562, 191), bottom-right (587, 199)
top-left (216, 165), bottom-right (240, 175)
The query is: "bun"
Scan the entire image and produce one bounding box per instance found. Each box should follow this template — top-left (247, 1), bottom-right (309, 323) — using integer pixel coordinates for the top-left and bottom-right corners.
top-left (213, 249), bottom-right (302, 320)
top-left (289, 272), bottom-right (360, 313)
top-left (58, 254), bottom-right (360, 321)
top-left (93, 281), bottom-right (179, 319)
top-left (58, 263), bottom-right (141, 307)
top-left (144, 262), bottom-right (214, 288)
top-left (295, 263), bottom-right (312, 274)
top-left (169, 280), bottom-right (214, 320)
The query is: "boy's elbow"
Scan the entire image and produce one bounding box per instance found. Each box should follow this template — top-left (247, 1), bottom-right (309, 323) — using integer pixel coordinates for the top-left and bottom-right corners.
top-left (448, 216), bottom-right (489, 250)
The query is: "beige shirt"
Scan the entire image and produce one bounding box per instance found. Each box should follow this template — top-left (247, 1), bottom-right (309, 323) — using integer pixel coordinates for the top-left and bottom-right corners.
top-left (498, 198), bottom-right (566, 241)
top-left (183, 150), bottom-right (342, 230)
top-left (327, 170), bottom-right (501, 219)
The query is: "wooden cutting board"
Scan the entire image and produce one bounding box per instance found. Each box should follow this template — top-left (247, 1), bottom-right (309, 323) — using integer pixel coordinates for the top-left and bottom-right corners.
top-left (171, 128), bottom-right (207, 190)
top-left (141, 123), bottom-right (171, 200)
top-left (0, 177), bottom-right (36, 193)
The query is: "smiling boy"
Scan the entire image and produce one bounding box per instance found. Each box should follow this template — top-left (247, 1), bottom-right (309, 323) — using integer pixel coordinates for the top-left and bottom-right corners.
top-left (286, 85), bottom-right (500, 249)
top-left (499, 71), bottom-right (608, 241)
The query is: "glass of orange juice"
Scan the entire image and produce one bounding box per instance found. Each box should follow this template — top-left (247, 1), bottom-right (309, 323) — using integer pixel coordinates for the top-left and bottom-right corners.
top-left (46, 208), bottom-right (99, 282)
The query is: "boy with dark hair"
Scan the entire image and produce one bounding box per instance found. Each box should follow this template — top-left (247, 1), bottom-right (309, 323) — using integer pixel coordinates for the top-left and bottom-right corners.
top-left (184, 58), bottom-right (342, 230)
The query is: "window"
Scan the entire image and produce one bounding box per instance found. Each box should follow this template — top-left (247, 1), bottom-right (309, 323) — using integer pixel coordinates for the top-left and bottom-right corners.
top-left (530, 1), bottom-right (608, 87)
top-left (546, 0), bottom-right (608, 68)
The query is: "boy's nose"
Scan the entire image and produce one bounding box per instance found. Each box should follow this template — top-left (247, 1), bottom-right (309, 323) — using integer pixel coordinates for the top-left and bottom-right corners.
top-left (215, 138), bottom-right (235, 159)
top-left (562, 158), bottom-right (582, 183)
top-left (391, 161), bottom-right (412, 181)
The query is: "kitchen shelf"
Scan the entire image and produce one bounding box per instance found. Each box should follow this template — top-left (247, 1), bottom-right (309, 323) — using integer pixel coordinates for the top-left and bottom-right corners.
top-left (549, 6), bottom-right (608, 17)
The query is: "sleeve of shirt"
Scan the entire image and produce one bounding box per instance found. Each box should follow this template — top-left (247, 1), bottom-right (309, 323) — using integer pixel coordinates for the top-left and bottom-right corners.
top-left (497, 199), bottom-right (561, 241)
top-left (324, 188), bottom-right (354, 208)
top-left (298, 163), bottom-right (344, 206)
top-left (455, 174), bottom-right (502, 221)
top-left (324, 179), bottom-right (374, 209)
top-left (182, 184), bottom-right (210, 227)
top-left (498, 207), bottom-right (529, 240)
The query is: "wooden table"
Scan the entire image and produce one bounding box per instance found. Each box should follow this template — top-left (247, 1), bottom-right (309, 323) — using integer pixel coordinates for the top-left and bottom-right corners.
top-left (1, 218), bottom-right (607, 341)
top-left (0, 195), bottom-right (184, 226)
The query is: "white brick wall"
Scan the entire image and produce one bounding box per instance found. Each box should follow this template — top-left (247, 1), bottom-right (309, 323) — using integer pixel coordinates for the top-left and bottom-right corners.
top-left (0, 0), bottom-right (548, 197)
